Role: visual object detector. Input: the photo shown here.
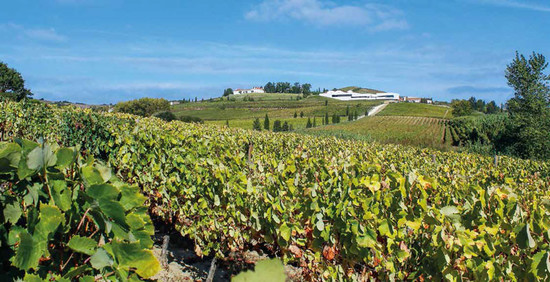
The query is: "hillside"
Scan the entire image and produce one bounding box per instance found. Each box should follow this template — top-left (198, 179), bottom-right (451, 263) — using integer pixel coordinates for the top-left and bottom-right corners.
top-left (2, 100), bottom-right (549, 281)
top-left (171, 94), bottom-right (381, 130)
top-left (339, 86), bottom-right (386, 94)
top-left (305, 102), bottom-right (454, 149)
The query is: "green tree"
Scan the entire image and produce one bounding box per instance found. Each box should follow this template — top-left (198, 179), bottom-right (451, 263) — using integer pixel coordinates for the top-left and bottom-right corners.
top-left (0, 61), bottom-right (32, 101)
top-left (306, 118), bottom-right (312, 128)
top-left (485, 101), bottom-right (499, 114)
top-left (501, 51), bottom-right (550, 159)
top-left (226, 119), bottom-right (230, 127)
top-left (264, 114), bottom-right (270, 130)
top-left (325, 112), bottom-right (329, 124)
top-left (223, 88), bottom-right (233, 96)
top-left (325, 100), bottom-right (328, 106)
top-left (346, 105), bottom-right (350, 116)
top-left (451, 100), bottom-right (473, 117)
top-left (253, 118), bottom-right (262, 131)
top-left (273, 120), bottom-right (282, 132)
top-left (282, 121), bottom-right (289, 131)
top-left (114, 98), bottom-right (170, 117)
top-left (302, 83), bottom-right (312, 96)
top-left (300, 111), bottom-right (304, 118)
top-left (313, 117), bottom-right (317, 127)
top-left (294, 112), bottom-right (297, 118)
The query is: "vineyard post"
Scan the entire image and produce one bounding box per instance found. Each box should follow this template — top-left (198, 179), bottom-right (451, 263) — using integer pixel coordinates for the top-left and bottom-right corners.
top-left (161, 235), bottom-right (170, 269)
top-left (206, 257), bottom-right (217, 282)
top-left (494, 155), bottom-right (499, 166)
top-left (432, 154), bottom-right (436, 163)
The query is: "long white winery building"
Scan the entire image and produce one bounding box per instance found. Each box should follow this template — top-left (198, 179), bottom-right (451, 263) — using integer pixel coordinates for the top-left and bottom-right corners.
top-left (320, 90), bottom-right (399, 101)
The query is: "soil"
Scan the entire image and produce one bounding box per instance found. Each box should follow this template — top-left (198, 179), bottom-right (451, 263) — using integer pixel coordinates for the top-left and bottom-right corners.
top-left (149, 218), bottom-right (304, 281)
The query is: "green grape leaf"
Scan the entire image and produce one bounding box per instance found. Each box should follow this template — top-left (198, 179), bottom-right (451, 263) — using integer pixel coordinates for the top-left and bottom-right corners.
top-left (119, 185), bottom-right (147, 211)
top-left (90, 248), bottom-right (114, 270)
top-left (55, 147), bottom-right (75, 169)
top-left (0, 142), bottom-right (21, 171)
top-left (68, 235), bottom-right (97, 256)
top-left (232, 258), bottom-right (286, 282)
top-left (279, 223), bottom-right (291, 242)
top-left (13, 231), bottom-right (43, 271)
top-left (111, 241), bottom-right (160, 278)
top-left (35, 204), bottom-right (63, 239)
top-left (3, 202), bottom-right (22, 224)
top-left (517, 224), bottom-right (536, 249)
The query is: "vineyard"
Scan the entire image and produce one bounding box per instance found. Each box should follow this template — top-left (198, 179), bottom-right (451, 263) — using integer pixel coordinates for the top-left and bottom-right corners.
top-left (308, 116), bottom-right (452, 149)
top-left (1, 100), bottom-right (550, 280)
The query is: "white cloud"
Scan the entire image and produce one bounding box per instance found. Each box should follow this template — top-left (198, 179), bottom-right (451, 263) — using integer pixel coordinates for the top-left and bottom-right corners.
top-left (0, 23), bottom-right (67, 42)
top-left (476, 0), bottom-right (550, 12)
top-left (245, 0), bottom-right (409, 31)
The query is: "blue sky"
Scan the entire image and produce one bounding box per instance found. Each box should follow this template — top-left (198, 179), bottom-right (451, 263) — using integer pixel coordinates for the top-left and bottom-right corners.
top-left (1, 0), bottom-right (549, 104)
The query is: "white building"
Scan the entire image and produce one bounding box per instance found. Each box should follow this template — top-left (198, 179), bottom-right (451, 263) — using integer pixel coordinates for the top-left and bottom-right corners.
top-left (320, 90), bottom-right (399, 101)
top-left (234, 87), bottom-right (265, 95)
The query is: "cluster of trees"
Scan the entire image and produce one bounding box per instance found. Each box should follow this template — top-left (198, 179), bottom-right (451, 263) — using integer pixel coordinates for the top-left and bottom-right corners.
top-left (223, 88), bottom-right (233, 97)
top-left (0, 61), bottom-right (32, 101)
top-left (114, 98), bottom-right (171, 117)
top-left (451, 52), bottom-right (550, 160)
top-left (263, 82), bottom-right (313, 95)
top-left (451, 97), bottom-right (500, 116)
top-left (253, 115), bottom-right (293, 132)
top-left (499, 52), bottom-right (550, 159)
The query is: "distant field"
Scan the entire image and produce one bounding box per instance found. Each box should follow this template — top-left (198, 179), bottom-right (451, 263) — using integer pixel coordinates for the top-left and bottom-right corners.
top-left (172, 94), bottom-right (381, 130)
top-left (378, 103), bottom-right (452, 118)
top-left (307, 115), bottom-right (452, 149)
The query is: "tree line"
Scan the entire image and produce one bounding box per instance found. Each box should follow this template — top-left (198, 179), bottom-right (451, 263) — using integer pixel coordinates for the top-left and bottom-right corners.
top-left (451, 97), bottom-right (501, 116)
top-left (450, 51), bottom-right (550, 160)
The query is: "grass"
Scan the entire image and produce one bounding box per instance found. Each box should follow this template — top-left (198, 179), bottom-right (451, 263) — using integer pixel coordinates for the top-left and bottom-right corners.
top-left (378, 103), bottom-right (452, 119)
top-left (307, 115), bottom-right (453, 150)
top-left (171, 94), bottom-right (381, 129)
top-left (172, 95), bottom-right (457, 149)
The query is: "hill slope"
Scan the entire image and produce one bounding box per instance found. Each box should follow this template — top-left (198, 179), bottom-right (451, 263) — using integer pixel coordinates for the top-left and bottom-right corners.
top-left (339, 86), bottom-right (386, 94)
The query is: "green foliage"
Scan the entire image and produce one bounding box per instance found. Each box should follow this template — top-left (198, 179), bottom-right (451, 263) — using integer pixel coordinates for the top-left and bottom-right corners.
top-left (0, 61), bottom-right (32, 101)
top-left (273, 120), bottom-right (282, 132)
top-left (252, 118), bottom-right (261, 131)
top-left (223, 88), bottom-right (234, 97)
top-left (0, 139), bottom-right (159, 280)
top-left (178, 115), bottom-right (203, 123)
top-left (232, 259), bottom-right (286, 282)
top-left (114, 97), bottom-right (170, 117)
top-left (451, 100), bottom-right (473, 117)
top-left (153, 111), bottom-right (177, 122)
top-left (1, 100), bottom-right (550, 280)
top-left (306, 118), bottom-right (312, 128)
top-left (264, 114), bottom-right (270, 131)
top-left (502, 51), bottom-right (550, 160)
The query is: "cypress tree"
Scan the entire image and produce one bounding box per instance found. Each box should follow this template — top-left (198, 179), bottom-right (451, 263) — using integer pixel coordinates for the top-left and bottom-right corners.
top-left (306, 118), bottom-right (312, 128)
top-left (273, 120), bottom-right (282, 132)
top-left (264, 114), bottom-right (270, 130)
top-left (282, 121), bottom-right (289, 131)
top-left (253, 118), bottom-right (262, 131)
top-left (313, 117), bottom-right (317, 127)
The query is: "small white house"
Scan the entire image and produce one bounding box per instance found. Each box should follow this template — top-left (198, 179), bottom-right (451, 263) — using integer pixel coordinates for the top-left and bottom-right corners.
top-left (234, 87), bottom-right (265, 95)
top-left (320, 90), bottom-right (399, 101)
top-left (169, 101), bottom-right (181, 106)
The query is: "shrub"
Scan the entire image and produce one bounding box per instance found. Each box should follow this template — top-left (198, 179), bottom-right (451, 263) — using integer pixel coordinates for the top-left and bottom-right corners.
top-left (178, 116), bottom-right (203, 124)
top-left (114, 98), bottom-right (170, 117)
top-left (153, 111), bottom-right (177, 122)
